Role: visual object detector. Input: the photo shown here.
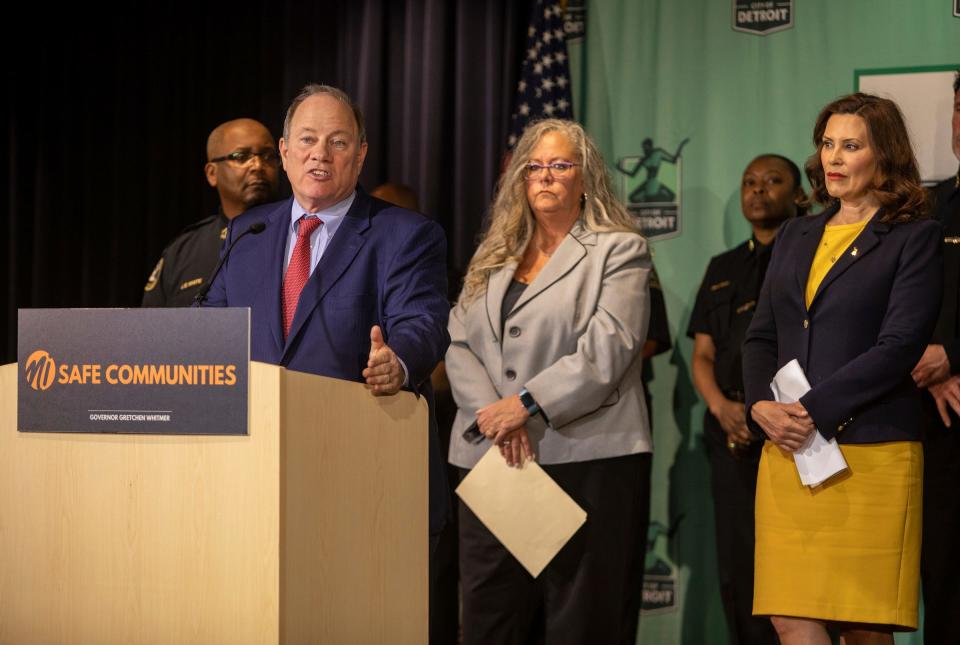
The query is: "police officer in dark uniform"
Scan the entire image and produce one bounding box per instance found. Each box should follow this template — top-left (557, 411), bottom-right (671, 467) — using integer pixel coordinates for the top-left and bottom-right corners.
top-left (912, 69), bottom-right (960, 645)
top-left (142, 118), bottom-right (280, 307)
top-left (643, 262), bottom-right (672, 405)
top-left (688, 153), bottom-right (805, 645)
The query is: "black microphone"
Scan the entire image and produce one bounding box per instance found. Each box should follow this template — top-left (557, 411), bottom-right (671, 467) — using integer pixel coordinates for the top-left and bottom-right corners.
top-left (193, 221), bottom-right (267, 306)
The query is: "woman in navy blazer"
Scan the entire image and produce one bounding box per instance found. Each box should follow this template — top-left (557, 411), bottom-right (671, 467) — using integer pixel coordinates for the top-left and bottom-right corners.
top-left (742, 94), bottom-right (942, 644)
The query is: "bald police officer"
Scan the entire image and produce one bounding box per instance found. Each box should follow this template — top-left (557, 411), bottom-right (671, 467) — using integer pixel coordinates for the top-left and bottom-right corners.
top-left (142, 118), bottom-right (281, 306)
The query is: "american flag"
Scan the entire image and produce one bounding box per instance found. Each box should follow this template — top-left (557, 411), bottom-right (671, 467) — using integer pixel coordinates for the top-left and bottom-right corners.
top-left (507, 0), bottom-right (575, 148)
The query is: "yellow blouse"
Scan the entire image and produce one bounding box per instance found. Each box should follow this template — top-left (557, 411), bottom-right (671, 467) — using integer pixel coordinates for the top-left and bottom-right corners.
top-left (805, 219), bottom-right (870, 309)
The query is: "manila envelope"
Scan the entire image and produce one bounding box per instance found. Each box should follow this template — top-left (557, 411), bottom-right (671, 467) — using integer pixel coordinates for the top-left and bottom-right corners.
top-left (456, 446), bottom-right (587, 577)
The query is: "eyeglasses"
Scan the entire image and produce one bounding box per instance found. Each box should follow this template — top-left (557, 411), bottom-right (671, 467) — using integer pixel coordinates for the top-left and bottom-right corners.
top-left (523, 161), bottom-right (580, 179)
top-left (210, 150), bottom-right (281, 166)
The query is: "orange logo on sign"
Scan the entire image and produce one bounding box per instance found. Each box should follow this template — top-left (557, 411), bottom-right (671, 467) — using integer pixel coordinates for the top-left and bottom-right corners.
top-left (24, 350), bottom-right (57, 391)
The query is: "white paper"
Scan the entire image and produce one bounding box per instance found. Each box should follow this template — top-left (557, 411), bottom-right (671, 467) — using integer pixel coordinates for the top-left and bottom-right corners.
top-left (770, 359), bottom-right (848, 487)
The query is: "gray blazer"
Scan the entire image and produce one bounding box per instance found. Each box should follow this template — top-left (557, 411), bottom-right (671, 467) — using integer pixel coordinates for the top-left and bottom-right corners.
top-left (447, 223), bottom-right (653, 469)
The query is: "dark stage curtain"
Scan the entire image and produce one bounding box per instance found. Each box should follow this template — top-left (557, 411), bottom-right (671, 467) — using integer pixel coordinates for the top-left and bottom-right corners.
top-left (2, 0), bottom-right (529, 363)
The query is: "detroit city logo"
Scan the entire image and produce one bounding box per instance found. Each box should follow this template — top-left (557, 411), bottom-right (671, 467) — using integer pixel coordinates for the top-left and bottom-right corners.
top-left (617, 137), bottom-right (689, 241)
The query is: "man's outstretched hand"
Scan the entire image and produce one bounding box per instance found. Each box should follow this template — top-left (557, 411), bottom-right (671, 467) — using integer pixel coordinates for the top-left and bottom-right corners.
top-left (363, 325), bottom-right (404, 395)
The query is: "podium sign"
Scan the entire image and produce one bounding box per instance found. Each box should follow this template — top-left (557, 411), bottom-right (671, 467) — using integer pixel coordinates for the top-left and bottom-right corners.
top-left (18, 308), bottom-right (249, 435)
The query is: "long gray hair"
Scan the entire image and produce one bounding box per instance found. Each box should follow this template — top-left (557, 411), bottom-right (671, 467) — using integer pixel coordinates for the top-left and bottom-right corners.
top-left (460, 119), bottom-right (638, 303)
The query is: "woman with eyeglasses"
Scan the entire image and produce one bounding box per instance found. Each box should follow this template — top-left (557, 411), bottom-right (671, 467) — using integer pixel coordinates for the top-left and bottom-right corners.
top-left (446, 119), bottom-right (652, 644)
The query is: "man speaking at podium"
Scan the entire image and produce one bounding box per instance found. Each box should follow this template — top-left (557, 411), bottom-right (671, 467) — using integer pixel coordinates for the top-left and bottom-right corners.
top-left (203, 84), bottom-right (451, 543)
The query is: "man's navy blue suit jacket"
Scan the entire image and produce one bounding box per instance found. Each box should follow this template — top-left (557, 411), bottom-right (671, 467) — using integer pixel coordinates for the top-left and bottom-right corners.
top-left (205, 187), bottom-right (451, 537)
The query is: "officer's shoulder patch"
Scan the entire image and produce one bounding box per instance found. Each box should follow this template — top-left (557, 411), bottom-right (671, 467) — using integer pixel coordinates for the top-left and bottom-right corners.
top-left (144, 258), bottom-right (163, 292)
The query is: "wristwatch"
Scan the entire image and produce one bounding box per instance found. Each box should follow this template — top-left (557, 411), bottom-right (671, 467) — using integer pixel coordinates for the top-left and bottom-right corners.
top-left (518, 387), bottom-right (541, 417)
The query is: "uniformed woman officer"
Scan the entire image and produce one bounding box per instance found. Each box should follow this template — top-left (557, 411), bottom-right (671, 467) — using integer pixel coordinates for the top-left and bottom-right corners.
top-left (689, 153), bottom-right (805, 645)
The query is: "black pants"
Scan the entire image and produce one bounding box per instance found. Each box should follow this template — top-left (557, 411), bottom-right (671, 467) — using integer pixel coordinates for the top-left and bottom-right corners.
top-left (430, 386), bottom-right (461, 645)
top-left (921, 401), bottom-right (960, 643)
top-left (703, 416), bottom-right (778, 645)
top-left (429, 461), bottom-right (461, 645)
top-left (458, 453), bottom-right (651, 645)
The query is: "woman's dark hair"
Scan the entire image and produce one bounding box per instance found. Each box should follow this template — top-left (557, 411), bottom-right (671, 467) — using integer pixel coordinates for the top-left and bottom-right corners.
top-left (805, 92), bottom-right (928, 223)
top-left (753, 153), bottom-right (809, 217)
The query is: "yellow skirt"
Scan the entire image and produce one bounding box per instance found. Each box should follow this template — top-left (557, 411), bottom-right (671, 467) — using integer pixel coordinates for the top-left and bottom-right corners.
top-left (753, 441), bottom-right (922, 630)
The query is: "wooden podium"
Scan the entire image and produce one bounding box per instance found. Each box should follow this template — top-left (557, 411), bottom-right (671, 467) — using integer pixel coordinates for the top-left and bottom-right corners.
top-left (0, 361), bottom-right (428, 644)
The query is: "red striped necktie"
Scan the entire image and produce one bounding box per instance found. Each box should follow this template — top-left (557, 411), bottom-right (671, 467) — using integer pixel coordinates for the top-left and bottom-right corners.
top-left (282, 216), bottom-right (322, 340)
